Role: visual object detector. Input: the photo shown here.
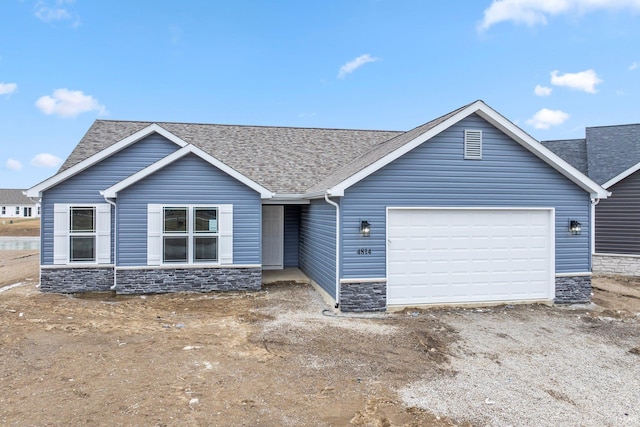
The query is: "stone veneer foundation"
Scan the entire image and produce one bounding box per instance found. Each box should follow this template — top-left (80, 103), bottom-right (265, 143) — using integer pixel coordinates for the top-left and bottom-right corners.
top-left (39, 266), bottom-right (261, 295)
top-left (554, 275), bottom-right (591, 304)
top-left (592, 254), bottom-right (640, 276)
top-left (115, 267), bottom-right (262, 294)
top-left (40, 267), bottom-right (114, 293)
top-left (338, 276), bottom-right (592, 311)
top-left (339, 281), bottom-right (387, 312)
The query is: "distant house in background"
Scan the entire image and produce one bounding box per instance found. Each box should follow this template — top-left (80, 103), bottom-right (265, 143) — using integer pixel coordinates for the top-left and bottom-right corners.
top-left (0, 189), bottom-right (40, 218)
top-left (543, 124), bottom-right (640, 276)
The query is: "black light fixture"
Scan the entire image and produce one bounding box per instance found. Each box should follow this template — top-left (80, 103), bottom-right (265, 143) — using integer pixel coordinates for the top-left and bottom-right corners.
top-left (360, 220), bottom-right (371, 237)
top-left (569, 220), bottom-right (582, 235)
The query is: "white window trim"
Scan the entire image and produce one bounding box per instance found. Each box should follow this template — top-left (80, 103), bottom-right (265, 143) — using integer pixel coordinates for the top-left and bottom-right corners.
top-left (53, 203), bottom-right (111, 265)
top-left (148, 204), bottom-right (233, 266)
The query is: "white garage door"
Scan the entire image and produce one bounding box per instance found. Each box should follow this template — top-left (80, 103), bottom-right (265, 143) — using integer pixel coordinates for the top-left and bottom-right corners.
top-left (387, 208), bottom-right (554, 306)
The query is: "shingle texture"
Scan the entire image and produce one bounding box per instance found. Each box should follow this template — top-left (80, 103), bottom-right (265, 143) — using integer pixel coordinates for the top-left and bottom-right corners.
top-left (61, 121), bottom-right (402, 194)
top-left (0, 189), bottom-right (36, 205)
top-left (540, 139), bottom-right (588, 175)
top-left (543, 124), bottom-right (640, 185)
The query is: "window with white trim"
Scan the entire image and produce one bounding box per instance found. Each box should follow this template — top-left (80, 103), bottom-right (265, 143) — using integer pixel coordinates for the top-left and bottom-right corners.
top-left (15, 206), bottom-right (20, 215)
top-left (1, 207), bottom-right (5, 215)
top-left (148, 204), bottom-right (233, 266)
top-left (70, 207), bottom-right (96, 262)
top-left (53, 204), bottom-right (111, 265)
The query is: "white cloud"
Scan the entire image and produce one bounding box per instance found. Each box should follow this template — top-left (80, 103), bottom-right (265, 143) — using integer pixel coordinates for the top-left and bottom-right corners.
top-left (35, 88), bottom-right (106, 118)
top-left (337, 54), bottom-right (380, 79)
top-left (31, 153), bottom-right (62, 168)
top-left (550, 69), bottom-right (602, 93)
top-left (534, 84), bottom-right (552, 96)
top-left (478, 0), bottom-right (640, 32)
top-left (0, 82), bottom-right (17, 96)
top-left (527, 108), bottom-right (570, 129)
top-left (35, 1), bottom-right (80, 27)
top-left (629, 61), bottom-right (639, 70)
top-left (6, 159), bottom-right (23, 171)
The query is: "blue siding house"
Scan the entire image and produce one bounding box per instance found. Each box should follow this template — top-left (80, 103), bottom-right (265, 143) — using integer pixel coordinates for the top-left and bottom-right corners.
top-left (27, 101), bottom-right (608, 311)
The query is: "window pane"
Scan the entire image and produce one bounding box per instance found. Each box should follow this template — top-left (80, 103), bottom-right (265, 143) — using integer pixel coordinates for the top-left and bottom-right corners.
top-left (164, 237), bottom-right (188, 262)
top-left (70, 208), bottom-right (95, 232)
top-left (195, 237), bottom-right (217, 262)
top-left (70, 236), bottom-right (95, 262)
top-left (164, 208), bottom-right (188, 232)
top-left (194, 208), bottom-right (217, 233)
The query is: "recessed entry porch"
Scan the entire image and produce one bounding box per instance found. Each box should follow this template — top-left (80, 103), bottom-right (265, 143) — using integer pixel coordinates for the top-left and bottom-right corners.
top-left (262, 204), bottom-right (302, 271)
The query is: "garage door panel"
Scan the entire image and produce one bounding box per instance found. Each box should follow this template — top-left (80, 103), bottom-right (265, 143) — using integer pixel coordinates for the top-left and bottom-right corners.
top-left (387, 208), bottom-right (554, 306)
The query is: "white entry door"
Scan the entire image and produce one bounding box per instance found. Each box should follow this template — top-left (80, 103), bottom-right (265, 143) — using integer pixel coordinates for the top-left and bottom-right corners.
top-left (262, 205), bottom-right (284, 269)
top-left (387, 208), bottom-right (554, 306)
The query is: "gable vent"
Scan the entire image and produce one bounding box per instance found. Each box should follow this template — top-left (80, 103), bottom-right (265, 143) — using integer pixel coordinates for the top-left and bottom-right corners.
top-left (464, 129), bottom-right (482, 160)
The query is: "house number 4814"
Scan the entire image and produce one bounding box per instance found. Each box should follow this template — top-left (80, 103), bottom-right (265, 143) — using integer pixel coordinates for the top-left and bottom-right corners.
top-left (357, 248), bottom-right (372, 255)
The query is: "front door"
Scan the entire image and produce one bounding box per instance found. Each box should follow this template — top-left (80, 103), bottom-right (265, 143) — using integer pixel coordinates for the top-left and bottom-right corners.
top-left (262, 205), bottom-right (284, 269)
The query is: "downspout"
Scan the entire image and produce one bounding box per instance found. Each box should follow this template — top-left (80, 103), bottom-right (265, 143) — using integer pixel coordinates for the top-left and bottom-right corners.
top-left (324, 193), bottom-right (340, 308)
top-left (102, 194), bottom-right (117, 290)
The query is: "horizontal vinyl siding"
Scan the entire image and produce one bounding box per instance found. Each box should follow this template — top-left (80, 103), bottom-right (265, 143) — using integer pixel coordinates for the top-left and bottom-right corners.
top-left (596, 170), bottom-right (640, 255)
top-left (341, 114), bottom-right (591, 279)
top-left (41, 135), bottom-right (179, 264)
top-left (283, 205), bottom-right (300, 268)
top-left (116, 153), bottom-right (261, 266)
top-left (299, 199), bottom-right (337, 298)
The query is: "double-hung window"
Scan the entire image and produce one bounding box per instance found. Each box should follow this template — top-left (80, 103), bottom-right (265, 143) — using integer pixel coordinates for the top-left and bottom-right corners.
top-left (53, 204), bottom-right (111, 265)
top-left (70, 207), bottom-right (96, 262)
top-left (162, 207), bottom-right (219, 263)
top-left (148, 204), bottom-right (232, 266)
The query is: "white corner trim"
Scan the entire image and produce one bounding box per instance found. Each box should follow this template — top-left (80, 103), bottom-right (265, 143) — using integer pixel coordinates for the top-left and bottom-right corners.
top-left (555, 272), bottom-right (592, 277)
top-left (115, 264), bottom-right (261, 270)
top-left (102, 144), bottom-right (274, 199)
top-left (593, 252), bottom-right (640, 258)
top-left (340, 278), bottom-right (387, 284)
top-left (326, 100), bottom-right (609, 199)
top-left (26, 124), bottom-right (188, 198)
top-left (601, 162), bottom-right (640, 189)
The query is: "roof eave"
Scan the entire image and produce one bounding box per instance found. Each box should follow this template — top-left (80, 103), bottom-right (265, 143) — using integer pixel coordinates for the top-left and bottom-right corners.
top-left (103, 144), bottom-right (274, 199)
top-left (26, 124), bottom-right (188, 198)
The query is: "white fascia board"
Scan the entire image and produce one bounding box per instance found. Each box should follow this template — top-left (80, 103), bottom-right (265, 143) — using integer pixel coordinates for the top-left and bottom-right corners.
top-left (103, 144), bottom-right (274, 199)
top-left (601, 162), bottom-right (640, 189)
top-left (327, 100), bottom-right (485, 197)
top-left (26, 124), bottom-right (188, 198)
top-left (326, 100), bottom-right (608, 199)
top-left (474, 108), bottom-right (610, 199)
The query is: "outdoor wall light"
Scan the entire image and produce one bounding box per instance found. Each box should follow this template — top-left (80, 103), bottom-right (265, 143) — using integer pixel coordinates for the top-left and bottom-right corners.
top-left (360, 220), bottom-right (371, 237)
top-left (569, 220), bottom-right (582, 235)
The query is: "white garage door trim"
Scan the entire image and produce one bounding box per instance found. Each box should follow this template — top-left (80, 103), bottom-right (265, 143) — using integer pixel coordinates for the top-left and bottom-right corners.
top-left (386, 207), bottom-right (555, 307)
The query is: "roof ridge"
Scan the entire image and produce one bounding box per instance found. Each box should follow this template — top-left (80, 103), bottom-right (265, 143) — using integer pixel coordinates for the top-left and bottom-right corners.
top-left (94, 119), bottom-right (401, 134)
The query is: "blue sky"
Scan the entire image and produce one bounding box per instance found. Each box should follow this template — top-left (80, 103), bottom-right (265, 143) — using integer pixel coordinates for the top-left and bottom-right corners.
top-left (1, 0), bottom-right (639, 189)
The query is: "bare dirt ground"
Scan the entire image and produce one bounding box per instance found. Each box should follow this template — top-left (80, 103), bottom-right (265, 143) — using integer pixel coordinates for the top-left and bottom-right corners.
top-left (0, 218), bottom-right (40, 237)
top-left (1, 246), bottom-right (639, 426)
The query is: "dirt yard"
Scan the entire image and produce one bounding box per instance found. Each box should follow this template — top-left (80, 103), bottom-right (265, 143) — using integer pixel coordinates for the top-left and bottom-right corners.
top-left (0, 218), bottom-right (40, 237)
top-left (1, 247), bottom-right (639, 426)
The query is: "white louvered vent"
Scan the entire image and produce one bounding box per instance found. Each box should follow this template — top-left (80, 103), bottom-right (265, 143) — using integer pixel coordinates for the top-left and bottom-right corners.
top-left (464, 129), bottom-right (482, 160)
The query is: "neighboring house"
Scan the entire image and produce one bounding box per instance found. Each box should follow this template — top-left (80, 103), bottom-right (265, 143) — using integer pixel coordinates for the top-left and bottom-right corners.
top-left (27, 100), bottom-right (608, 312)
top-left (543, 124), bottom-right (640, 276)
top-left (0, 189), bottom-right (40, 218)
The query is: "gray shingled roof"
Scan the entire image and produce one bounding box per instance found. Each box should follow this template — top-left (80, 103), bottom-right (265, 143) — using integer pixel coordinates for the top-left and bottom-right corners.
top-left (62, 121), bottom-right (402, 194)
top-left (543, 124), bottom-right (640, 185)
top-left (540, 139), bottom-right (588, 175)
top-left (306, 102), bottom-right (472, 194)
top-left (0, 189), bottom-right (36, 205)
top-left (586, 124), bottom-right (640, 185)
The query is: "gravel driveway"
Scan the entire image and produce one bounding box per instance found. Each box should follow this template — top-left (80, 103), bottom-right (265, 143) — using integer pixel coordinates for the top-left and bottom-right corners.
top-left (400, 304), bottom-right (639, 426)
